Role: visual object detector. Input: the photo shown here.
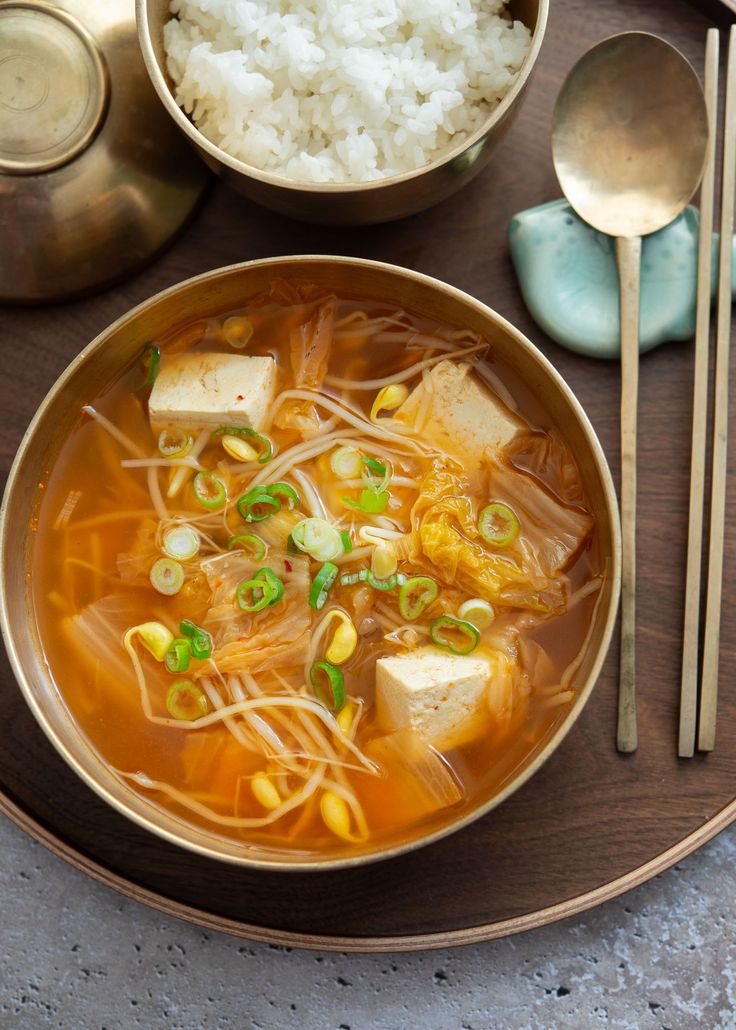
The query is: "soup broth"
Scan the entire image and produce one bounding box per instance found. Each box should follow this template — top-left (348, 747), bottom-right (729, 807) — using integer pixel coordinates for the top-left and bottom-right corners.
top-left (32, 280), bottom-right (601, 860)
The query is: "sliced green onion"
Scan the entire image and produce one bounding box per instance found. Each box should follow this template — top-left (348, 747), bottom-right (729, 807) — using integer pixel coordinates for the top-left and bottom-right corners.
top-left (227, 533), bottom-right (267, 560)
top-left (309, 562), bottom-right (339, 611)
top-left (343, 488), bottom-right (389, 514)
top-left (254, 567), bottom-right (284, 605)
top-left (237, 488), bottom-right (281, 523)
top-left (399, 577), bottom-right (438, 621)
top-left (193, 471), bottom-right (226, 510)
top-left (236, 577), bottom-right (275, 612)
top-left (265, 482), bottom-right (300, 510)
top-left (339, 570), bottom-right (368, 586)
top-left (291, 518), bottom-right (342, 561)
top-left (339, 569), bottom-right (406, 590)
top-left (309, 661), bottom-right (345, 712)
top-left (166, 679), bottom-right (209, 721)
top-left (363, 490), bottom-right (389, 513)
top-left (150, 557), bottom-right (184, 596)
top-left (162, 524), bottom-right (200, 561)
top-left (286, 533), bottom-right (299, 555)
top-left (179, 619), bottom-right (212, 660)
top-left (140, 344), bottom-right (160, 388)
top-left (189, 634), bottom-right (212, 661)
top-left (343, 454), bottom-right (390, 513)
top-left (429, 616), bottom-right (480, 655)
top-left (362, 456), bottom-right (390, 490)
top-left (158, 428), bottom-right (192, 458)
top-left (211, 425), bottom-right (272, 464)
top-left (478, 502), bottom-right (520, 547)
top-left (367, 570), bottom-right (405, 591)
top-left (165, 638), bottom-right (192, 673)
top-left (362, 456), bottom-right (387, 478)
top-left (340, 530), bottom-right (352, 553)
top-left (457, 598), bottom-right (495, 630)
top-left (330, 446), bottom-right (363, 479)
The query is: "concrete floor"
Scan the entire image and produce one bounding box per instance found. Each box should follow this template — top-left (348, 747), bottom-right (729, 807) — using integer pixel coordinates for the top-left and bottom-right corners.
top-left (1, 815), bottom-right (734, 1029)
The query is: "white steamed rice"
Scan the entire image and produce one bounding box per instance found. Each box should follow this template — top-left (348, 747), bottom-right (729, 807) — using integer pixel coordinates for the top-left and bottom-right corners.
top-left (164, 0), bottom-right (532, 183)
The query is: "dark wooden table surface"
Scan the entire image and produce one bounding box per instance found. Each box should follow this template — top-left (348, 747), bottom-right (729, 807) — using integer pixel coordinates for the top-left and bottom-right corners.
top-left (1, 0), bottom-right (735, 949)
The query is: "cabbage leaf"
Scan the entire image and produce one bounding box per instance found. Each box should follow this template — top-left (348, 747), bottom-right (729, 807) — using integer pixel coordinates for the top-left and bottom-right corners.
top-left (407, 449), bottom-right (593, 614)
top-left (199, 551), bottom-right (312, 673)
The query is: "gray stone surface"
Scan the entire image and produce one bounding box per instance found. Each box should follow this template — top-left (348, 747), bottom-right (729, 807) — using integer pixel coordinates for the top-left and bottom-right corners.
top-left (1, 815), bottom-right (734, 1029)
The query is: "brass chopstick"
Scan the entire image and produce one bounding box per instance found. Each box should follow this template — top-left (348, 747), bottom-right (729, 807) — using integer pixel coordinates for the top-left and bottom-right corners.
top-left (698, 24), bottom-right (736, 751)
top-left (679, 28), bottom-right (719, 758)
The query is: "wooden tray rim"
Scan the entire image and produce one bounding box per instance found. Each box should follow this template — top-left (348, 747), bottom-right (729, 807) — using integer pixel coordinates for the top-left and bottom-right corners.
top-left (2, 0), bottom-right (732, 958)
top-left (2, 783), bottom-right (733, 952)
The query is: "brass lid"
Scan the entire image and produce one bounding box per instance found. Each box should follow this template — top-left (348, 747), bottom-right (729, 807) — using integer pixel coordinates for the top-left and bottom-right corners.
top-left (0, 4), bottom-right (108, 175)
top-left (0, 0), bottom-right (209, 303)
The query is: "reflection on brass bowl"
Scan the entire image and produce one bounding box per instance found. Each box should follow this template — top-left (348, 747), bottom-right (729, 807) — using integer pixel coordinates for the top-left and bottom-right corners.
top-left (135, 0), bottom-right (548, 225)
top-left (0, 257), bottom-right (620, 871)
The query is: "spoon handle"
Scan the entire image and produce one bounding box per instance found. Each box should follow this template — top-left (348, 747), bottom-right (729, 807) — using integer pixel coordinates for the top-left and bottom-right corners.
top-left (616, 234), bottom-right (642, 753)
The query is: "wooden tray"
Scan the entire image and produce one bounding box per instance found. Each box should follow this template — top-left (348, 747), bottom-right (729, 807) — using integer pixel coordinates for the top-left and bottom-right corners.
top-left (2, 0), bottom-right (735, 952)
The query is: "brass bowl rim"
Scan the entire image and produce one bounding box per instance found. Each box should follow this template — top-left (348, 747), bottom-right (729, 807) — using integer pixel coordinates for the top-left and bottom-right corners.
top-left (0, 254), bottom-right (621, 872)
top-left (135, 0), bottom-right (549, 195)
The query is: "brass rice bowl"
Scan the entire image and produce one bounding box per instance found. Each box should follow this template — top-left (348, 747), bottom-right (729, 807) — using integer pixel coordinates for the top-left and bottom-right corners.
top-left (136, 0), bottom-right (548, 225)
top-left (0, 256), bottom-right (620, 871)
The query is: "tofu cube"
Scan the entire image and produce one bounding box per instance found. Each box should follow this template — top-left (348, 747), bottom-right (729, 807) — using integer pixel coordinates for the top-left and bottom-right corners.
top-left (394, 360), bottom-right (522, 465)
top-left (376, 646), bottom-right (501, 751)
top-left (148, 353), bottom-right (277, 432)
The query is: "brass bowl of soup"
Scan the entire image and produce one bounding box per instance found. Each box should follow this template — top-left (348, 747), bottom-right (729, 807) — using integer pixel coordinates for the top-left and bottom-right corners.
top-left (135, 0), bottom-right (548, 225)
top-left (0, 257), bottom-right (620, 870)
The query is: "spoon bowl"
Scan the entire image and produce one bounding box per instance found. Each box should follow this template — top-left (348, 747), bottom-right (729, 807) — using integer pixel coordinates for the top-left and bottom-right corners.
top-left (552, 32), bottom-right (708, 238)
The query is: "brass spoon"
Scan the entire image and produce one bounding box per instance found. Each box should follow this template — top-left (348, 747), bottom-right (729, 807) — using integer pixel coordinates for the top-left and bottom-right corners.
top-left (551, 33), bottom-right (708, 753)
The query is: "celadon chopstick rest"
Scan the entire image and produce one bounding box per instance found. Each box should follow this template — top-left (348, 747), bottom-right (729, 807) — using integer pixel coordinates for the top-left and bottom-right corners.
top-left (508, 198), bottom-right (736, 359)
